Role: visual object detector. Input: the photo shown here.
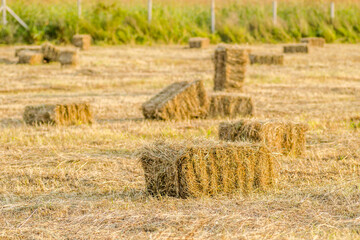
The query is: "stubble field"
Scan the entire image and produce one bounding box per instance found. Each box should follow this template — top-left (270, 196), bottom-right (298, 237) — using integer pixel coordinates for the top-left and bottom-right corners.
top-left (0, 44), bottom-right (359, 239)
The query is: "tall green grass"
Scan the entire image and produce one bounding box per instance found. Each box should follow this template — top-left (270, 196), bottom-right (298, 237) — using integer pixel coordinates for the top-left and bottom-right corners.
top-left (1, 1), bottom-right (360, 45)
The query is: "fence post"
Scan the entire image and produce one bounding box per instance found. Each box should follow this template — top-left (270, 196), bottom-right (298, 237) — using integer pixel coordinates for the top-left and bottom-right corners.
top-left (77, 0), bottom-right (81, 18)
top-left (330, 2), bottom-right (335, 20)
top-left (148, 0), bottom-right (152, 23)
top-left (1, 0), bottom-right (7, 25)
top-left (211, 0), bottom-right (215, 33)
top-left (273, 0), bottom-right (277, 24)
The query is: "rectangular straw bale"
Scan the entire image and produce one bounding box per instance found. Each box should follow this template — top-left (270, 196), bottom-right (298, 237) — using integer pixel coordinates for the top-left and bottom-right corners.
top-left (59, 48), bottom-right (79, 67)
top-left (72, 34), bottom-right (92, 50)
top-left (207, 92), bottom-right (254, 119)
top-left (300, 37), bottom-right (325, 47)
top-left (219, 119), bottom-right (308, 156)
top-left (214, 45), bottom-right (249, 91)
top-left (249, 54), bottom-right (284, 65)
top-left (23, 103), bottom-right (93, 126)
top-left (15, 46), bottom-right (41, 57)
top-left (283, 44), bottom-right (309, 54)
top-left (18, 51), bottom-right (44, 65)
top-left (140, 140), bottom-right (275, 198)
top-left (41, 42), bottom-right (60, 62)
top-left (189, 37), bottom-right (210, 49)
top-left (142, 80), bottom-right (209, 121)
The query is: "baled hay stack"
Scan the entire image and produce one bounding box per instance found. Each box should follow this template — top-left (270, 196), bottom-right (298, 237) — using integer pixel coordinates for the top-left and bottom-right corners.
top-left (300, 37), bottom-right (325, 47)
top-left (59, 48), bottom-right (79, 67)
top-left (142, 80), bottom-right (209, 121)
top-left (140, 140), bottom-right (275, 198)
top-left (214, 45), bottom-right (249, 91)
top-left (41, 42), bottom-right (60, 62)
top-left (219, 119), bottom-right (308, 156)
top-left (283, 44), bottom-right (309, 54)
top-left (18, 51), bottom-right (44, 65)
top-left (189, 37), bottom-right (210, 49)
top-left (72, 34), bottom-right (92, 50)
top-left (23, 103), bottom-right (93, 126)
top-left (207, 92), bottom-right (254, 119)
top-left (249, 54), bottom-right (284, 65)
top-left (15, 46), bottom-right (41, 57)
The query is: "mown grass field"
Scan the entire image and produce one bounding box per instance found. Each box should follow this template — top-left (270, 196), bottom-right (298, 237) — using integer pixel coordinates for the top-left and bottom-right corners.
top-left (0, 43), bottom-right (359, 239)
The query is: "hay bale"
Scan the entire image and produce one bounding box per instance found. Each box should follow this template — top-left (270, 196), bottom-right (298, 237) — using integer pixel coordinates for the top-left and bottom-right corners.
top-left (249, 54), bottom-right (284, 65)
top-left (219, 119), bottom-right (308, 156)
top-left (214, 45), bottom-right (249, 91)
top-left (140, 140), bottom-right (275, 198)
top-left (142, 80), bottom-right (209, 121)
top-left (72, 34), bottom-right (92, 50)
top-left (15, 46), bottom-right (41, 57)
top-left (283, 44), bottom-right (309, 54)
top-left (41, 42), bottom-right (60, 62)
top-left (23, 103), bottom-right (93, 126)
top-left (18, 51), bottom-right (44, 65)
top-left (58, 48), bottom-right (79, 67)
top-left (189, 37), bottom-right (210, 49)
top-left (300, 37), bottom-right (325, 47)
top-left (207, 92), bottom-right (254, 119)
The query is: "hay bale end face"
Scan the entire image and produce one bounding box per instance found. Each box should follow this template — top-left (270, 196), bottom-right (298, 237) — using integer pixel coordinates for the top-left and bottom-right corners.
top-left (188, 37), bottom-right (210, 49)
top-left (23, 103), bottom-right (93, 126)
top-left (300, 37), bottom-right (325, 47)
top-left (15, 46), bottom-right (41, 57)
top-left (207, 92), bottom-right (254, 119)
top-left (140, 140), bottom-right (276, 198)
top-left (283, 44), bottom-right (309, 54)
top-left (249, 54), bottom-right (284, 65)
top-left (72, 34), bottom-right (92, 50)
top-left (59, 49), bottom-right (79, 67)
top-left (219, 119), bottom-right (308, 156)
top-left (18, 51), bottom-right (44, 65)
top-left (214, 45), bottom-right (249, 91)
top-left (41, 43), bottom-right (60, 62)
top-left (142, 80), bottom-right (209, 121)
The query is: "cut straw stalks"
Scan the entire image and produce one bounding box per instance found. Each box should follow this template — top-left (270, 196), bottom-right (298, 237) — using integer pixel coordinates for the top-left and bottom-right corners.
top-left (249, 54), bottom-right (284, 65)
top-left (283, 44), bottom-right (309, 54)
top-left (72, 34), bottom-right (92, 50)
top-left (140, 140), bottom-right (276, 198)
top-left (300, 37), bottom-right (325, 47)
top-left (18, 51), bottom-right (43, 65)
top-left (188, 37), bottom-right (210, 49)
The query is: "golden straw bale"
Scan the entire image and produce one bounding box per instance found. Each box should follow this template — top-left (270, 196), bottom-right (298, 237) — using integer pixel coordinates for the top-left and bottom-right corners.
top-left (140, 140), bottom-right (276, 198)
top-left (23, 103), bottom-right (93, 126)
top-left (188, 37), bottom-right (210, 48)
top-left (58, 48), bottom-right (79, 67)
top-left (41, 42), bottom-right (60, 62)
top-left (249, 54), bottom-right (284, 65)
top-left (214, 45), bottom-right (249, 91)
top-left (300, 37), bottom-right (325, 47)
top-left (283, 44), bottom-right (309, 54)
top-left (219, 119), bottom-right (308, 156)
top-left (207, 92), bottom-right (254, 119)
top-left (18, 51), bottom-right (44, 65)
top-left (142, 80), bottom-right (209, 121)
top-left (72, 34), bottom-right (92, 50)
top-left (15, 46), bottom-right (41, 57)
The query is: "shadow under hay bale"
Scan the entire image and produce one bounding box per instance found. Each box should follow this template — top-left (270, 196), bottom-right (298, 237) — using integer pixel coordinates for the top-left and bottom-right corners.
top-left (140, 140), bottom-right (276, 198)
top-left (249, 54), bottom-right (284, 65)
top-left (214, 45), bottom-right (249, 91)
top-left (207, 92), bottom-right (254, 119)
top-left (23, 103), bottom-right (93, 126)
top-left (72, 34), bottom-right (92, 50)
top-left (142, 80), bottom-right (209, 121)
top-left (188, 37), bottom-right (210, 49)
top-left (219, 119), bottom-right (308, 156)
top-left (18, 51), bottom-right (44, 65)
top-left (59, 48), bottom-right (79, 67)
top-left (283, 44), bottom-right (309, 54)
top-left (15, 46), bottom-right (41, 57)
top-left (300, 37), bottom-right (325, 47)
top-left (41, 42), bottom-right (60, 62)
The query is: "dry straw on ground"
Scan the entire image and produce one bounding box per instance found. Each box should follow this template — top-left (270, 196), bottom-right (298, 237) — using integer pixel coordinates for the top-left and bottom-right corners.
top-left (59, 48), bottom-right (79, 67)
top-left (23, 103), bottom-right (93, 126)
top-left (142, 80), bottom-right (209, 120)
top-left (219, 119), bottom-right (308, 156)
top-left (300, 37), bottom-right (325, 47)
top-left (41, 42), bottom-right (60, 62)
top-left (72, 34), bottom-right (92, 50)
top-left (283, 44), bottom-right (309, 54)
top-left (214, 45), bottom-right (249, 91)
top-left (17, 51), bottom-right (44, 65)
top-left (188, 37), bottom-right (210, 49)
top-left (140, 139), bottom-right (275, 198)
top-left (207, 92), bottom-right (254, 118)
top-left (249, 54), bottom-right (284, 65)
